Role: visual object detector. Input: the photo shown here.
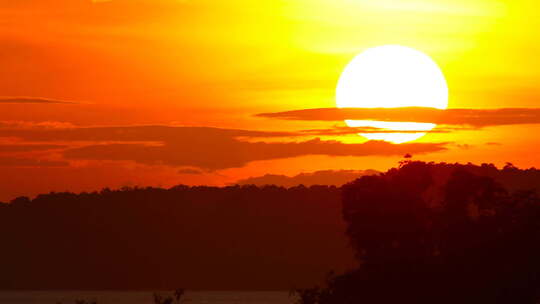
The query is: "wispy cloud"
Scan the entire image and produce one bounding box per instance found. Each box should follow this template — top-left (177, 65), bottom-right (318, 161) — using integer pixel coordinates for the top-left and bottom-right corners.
top-left (0, 157), bottom-right (68, 168)
top-left (0, 125), bottom-right (291, 141)
top-left (0, 121), bottom-right (76, 130)
top-left (0, 97), bottom-right (79, 105)
top-left (257, 107), bottom-right (540, 128)
top-left (178, 168), bottom-right (204, 175)
top-left (0, 144), bottom-right (66, 153)
top-left (298, 126), bottom-right (471, 136)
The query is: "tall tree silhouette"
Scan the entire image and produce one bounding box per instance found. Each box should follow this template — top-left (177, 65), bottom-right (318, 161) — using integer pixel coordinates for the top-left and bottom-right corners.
top-left (296, 161), bottom-right (540, 304)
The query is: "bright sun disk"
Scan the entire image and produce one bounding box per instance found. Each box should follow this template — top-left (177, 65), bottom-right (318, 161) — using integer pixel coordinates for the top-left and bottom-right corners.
top-left (336, 45), bottom-right (448, 143)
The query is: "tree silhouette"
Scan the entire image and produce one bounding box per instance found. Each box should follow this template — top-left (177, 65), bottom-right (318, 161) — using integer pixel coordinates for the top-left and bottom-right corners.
top-left (153, 289), bottom-right (185, 304)
top-left (296, 161), bottom-right (540, 304)
top-left (3, 161), bottom-right (540, 293)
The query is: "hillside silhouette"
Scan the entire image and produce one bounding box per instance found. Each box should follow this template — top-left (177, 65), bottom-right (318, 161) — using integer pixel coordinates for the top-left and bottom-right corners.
top-left (235, 169), bottom-right (380, 187)
top-left (2, 161), bottom-right (540, 291)
top-left (295, 161), bottom-right (540, 304)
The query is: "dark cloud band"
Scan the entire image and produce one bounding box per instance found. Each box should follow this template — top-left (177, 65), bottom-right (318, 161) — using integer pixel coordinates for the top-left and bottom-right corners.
top-left (0, 124), bottom-right (447, 170)
top-left (257, 107), bottom-right (540, 128)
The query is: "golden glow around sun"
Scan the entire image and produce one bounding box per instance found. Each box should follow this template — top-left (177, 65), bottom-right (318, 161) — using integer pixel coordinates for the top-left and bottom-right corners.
top-left (336, 45), bottom-right (448, 143)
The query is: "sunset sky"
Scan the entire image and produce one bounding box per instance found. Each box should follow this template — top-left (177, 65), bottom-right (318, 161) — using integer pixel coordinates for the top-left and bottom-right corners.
top-left (1, 0), bottom-right (540, 200)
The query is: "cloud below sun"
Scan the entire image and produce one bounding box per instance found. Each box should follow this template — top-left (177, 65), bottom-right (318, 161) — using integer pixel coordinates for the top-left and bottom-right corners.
top-left (0, 124), bottom-right (446, 171)
top-left (258, 107), bottom-right (540, 128)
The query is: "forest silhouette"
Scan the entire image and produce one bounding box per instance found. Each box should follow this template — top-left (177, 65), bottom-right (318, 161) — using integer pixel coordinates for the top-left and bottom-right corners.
top-left (2, 161), bottom-right (540, 295)
top-left (0, 184), bottom-right (353, 290)
top-left (295, 161), bottom-right (540, 304)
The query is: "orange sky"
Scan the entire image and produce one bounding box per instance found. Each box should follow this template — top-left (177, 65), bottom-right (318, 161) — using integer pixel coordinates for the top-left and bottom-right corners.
top-left (0, 0), bottom-right (539, 200)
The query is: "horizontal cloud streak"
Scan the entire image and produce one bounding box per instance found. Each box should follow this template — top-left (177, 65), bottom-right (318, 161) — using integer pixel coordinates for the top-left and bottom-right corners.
top-left (257, 107), bottom-right (540, 128)
top-left (0, 144), bottom-right (66, 152)
top-left (64, 139), bottom-right (446, 170)
top-left (0, 157), bottom-right (68, 168)
top-left (0, 126), bottom-right (292, 142)
top-left (298, 126), bottom-right (472, 136)
top-left (0, 97), bottom-right (78, 104)
top-left (0, 124), bottom-right (447, 170)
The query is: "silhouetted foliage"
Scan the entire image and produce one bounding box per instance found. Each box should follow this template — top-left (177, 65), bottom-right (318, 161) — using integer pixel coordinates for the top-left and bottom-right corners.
top-left (295, 161), bottom-right (540, 304)
top-left (75, 301), bottom-right (97, 304)
top-left (153, 289), bottom-right (185, 304)
top-left (0, 184), bottom-right (352, 290)
top-left (4, 161), bottom-right (540, 292)
top-left (54, 289), bottom-right (184, 304)
top-left (56, 300), bottom-right (97, 304)
top-left (10, 196), bottom-right (30, 206)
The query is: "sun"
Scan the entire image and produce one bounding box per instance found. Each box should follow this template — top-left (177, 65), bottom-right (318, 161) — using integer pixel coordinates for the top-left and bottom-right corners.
top-left (336, 45), bottom-right (448, 143)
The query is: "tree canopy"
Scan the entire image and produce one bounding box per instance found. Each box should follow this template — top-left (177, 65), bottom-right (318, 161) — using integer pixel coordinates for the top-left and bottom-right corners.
top-left (296, 161), bottom-right (540, 304)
